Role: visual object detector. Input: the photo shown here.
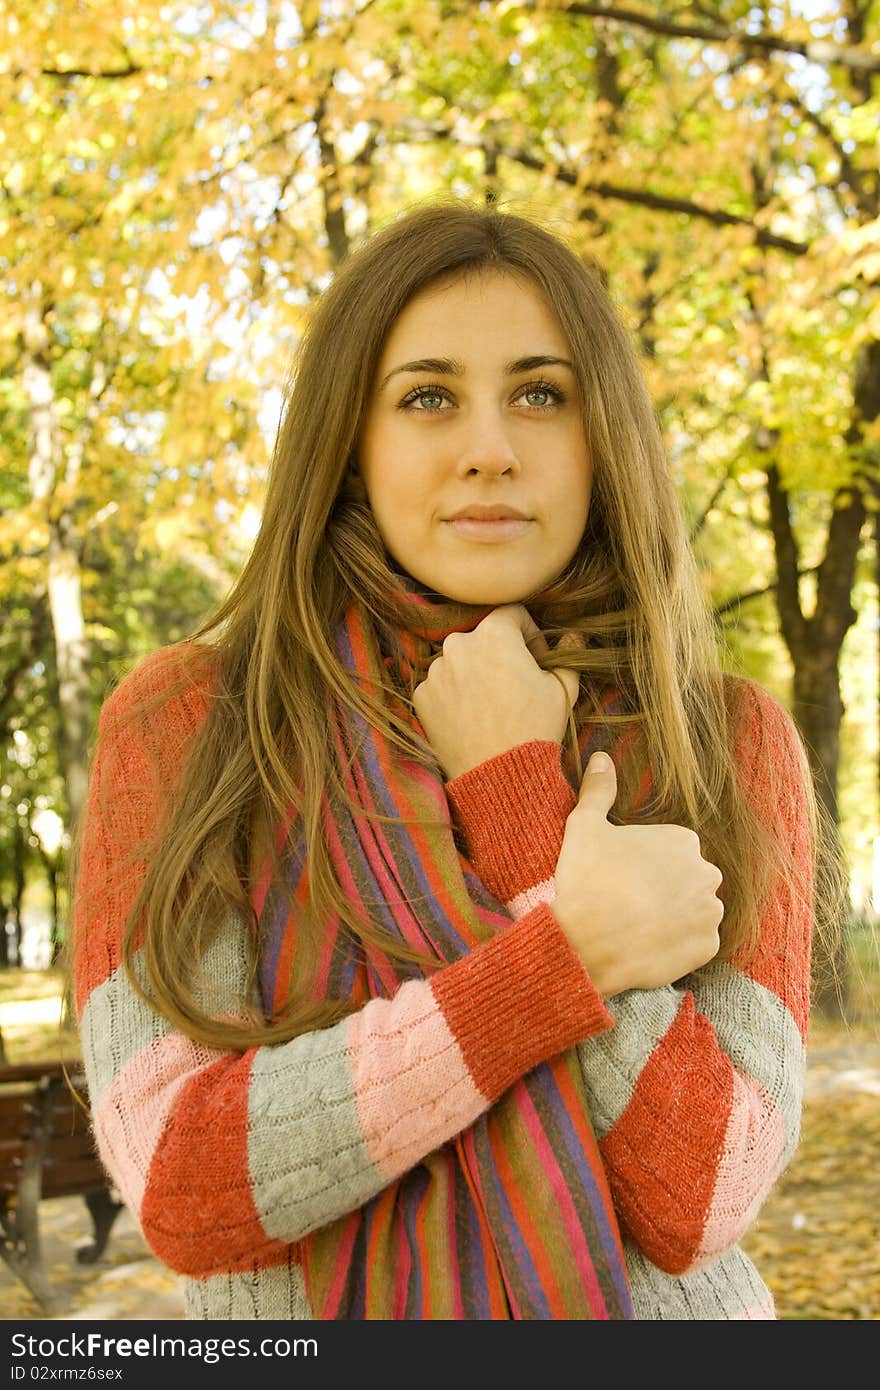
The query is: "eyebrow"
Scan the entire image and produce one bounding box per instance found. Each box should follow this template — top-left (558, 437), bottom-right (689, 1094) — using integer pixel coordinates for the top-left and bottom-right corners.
top-left (377, 355), bottom-right (574, 392)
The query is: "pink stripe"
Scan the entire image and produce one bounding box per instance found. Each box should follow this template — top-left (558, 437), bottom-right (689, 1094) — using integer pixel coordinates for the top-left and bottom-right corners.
top-left (309, 728), bottom-right (366, 997)
top-left (93, 1032), bottom-right (222, 1220)
top-left (354, 703), bottom-right (497, 945)
top-left (321, 1214), bottom-right (360, 1319)
top-left (347, 745), bottom-right (462, 954)
top-left (347, 756), bottom-right (433, 957)
top-left (320, 794), bottom-right (400, 998)
top-left (697, 1073), bottom-right (785, 1263)
top-left (316, 712), bottom-right (403, 996)
top-left (460, 1125), bottom-right (523, 1318)
top-left (446, 1157), bottom-right (464, 1318)
top-left (251, 801), bottom-right (298, 921)
top-left (327, 728), bottom-right (502, 980)
top-left (517, 1085), bottom-right (607, 1317)
top-left (396, 753), bottom-right (449, 822)
top-left (348, 987), bottom-right (486, 1180)
top-left (507, 876), bottom-right (556, 920)
top-left (393, 1206), bottom-right (411, 1318)
top-left (322, 722), bottom-right (406, 994)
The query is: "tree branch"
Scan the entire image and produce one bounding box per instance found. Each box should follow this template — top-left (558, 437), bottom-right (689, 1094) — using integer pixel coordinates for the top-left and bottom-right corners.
top-left (713, 565), bottom-right (819, 619)
top-left (688, 471), bottom-right (732, 545)
top-left (37, 62), bottom-right (143, 79)
top-left (778, 90), bottom-right (877, 218)
top-left (813, 484), bottom-right (868, 638)
top-left (529, 2), bottom-right (880, 75)
top-left (418, 125), bottom-right (811, 254)
top-left (510, 151), bottom-right (802, 254)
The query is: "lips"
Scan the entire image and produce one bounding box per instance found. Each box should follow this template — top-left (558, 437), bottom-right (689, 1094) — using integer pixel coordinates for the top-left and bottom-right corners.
top-left (444, 511), bottom-right (533, 543)
top-left (445, 505), bottom-right (531, 521)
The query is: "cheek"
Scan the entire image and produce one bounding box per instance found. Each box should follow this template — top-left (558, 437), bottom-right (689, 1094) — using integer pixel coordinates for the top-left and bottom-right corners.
top-left (557, 446), bottom-right (592, 513)
top-left (553, 463), bottom-right (591, 552)
top-left (360, 454), bottom-right (429, 535)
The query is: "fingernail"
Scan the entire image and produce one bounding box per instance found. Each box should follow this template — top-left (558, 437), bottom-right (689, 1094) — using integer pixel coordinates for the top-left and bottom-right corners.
top-left (588, 752), bottom-right (612, 774)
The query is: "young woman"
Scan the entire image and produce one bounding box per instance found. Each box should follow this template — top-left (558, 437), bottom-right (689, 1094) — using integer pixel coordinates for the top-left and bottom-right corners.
top-left (70, 199), bottom-right (841, 1320)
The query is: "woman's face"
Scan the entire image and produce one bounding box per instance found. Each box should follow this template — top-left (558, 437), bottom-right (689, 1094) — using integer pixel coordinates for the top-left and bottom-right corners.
top-left (357, 269), bottom-right (593, 606)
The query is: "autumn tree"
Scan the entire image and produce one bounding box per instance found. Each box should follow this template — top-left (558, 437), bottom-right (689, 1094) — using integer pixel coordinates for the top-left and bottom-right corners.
top-left (1, 0), bottom-right (876, 1012)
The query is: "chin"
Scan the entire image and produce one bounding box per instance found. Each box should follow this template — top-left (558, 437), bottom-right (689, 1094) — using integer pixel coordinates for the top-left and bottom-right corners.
top-left (431, 578), bottom-right (537, 606)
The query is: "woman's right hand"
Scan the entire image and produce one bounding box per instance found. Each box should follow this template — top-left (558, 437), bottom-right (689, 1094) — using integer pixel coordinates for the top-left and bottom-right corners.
top-left (551, 752), bottom-right (724, 998)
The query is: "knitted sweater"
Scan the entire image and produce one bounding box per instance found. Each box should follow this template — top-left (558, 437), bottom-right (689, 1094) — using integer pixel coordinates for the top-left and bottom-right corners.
top-left (73, 647), bottom-right (812, 1320)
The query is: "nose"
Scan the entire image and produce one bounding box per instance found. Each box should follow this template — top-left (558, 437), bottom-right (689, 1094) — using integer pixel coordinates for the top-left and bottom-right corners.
top-left (455, 406), bottom-right (521, 478)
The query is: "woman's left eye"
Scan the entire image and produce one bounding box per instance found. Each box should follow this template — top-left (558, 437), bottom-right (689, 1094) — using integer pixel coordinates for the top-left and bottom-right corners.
top-left (519, 382), bottom-right (564, 410)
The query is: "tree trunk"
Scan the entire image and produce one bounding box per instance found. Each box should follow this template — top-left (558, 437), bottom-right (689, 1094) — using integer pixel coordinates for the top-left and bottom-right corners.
top-left (766, 462), bottom-right (865, 1019)
top-left (876, 492), bottom-right (880, 880)
top-left (847, 346), bottom-right (880, 932)
top-left (0, 899), bottom-right (9, 969)
top-left (46, 531), bottom-right (91, 834)
top-left (37, 848), bottom-right (61, 965)
top-left (12, 819), bottom-right (26, 966)
top-left (22, 289), bottom-right (93, 836)
top-left (791, 654), bottom-right (851, 1017)
top-left (315, 96), bottom-right (350, 268)
top-left (745, 230), bottom-right (859, 1020)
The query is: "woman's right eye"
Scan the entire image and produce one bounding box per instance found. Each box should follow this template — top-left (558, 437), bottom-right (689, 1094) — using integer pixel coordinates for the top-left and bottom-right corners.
top-left (398, 386), bottom-right (452, 412)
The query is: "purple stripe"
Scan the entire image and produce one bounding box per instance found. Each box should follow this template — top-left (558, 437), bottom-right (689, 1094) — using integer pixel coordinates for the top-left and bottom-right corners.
top-left (464, 1168), bottom-right (503, 1319)
top-left (257, 834), bottom-right (307, 1010)
top-left (530, 1063), bottom-right (633, 1314)
top-left (400, 1167), bottom-right (428, 1316)
top-left (462, 1126), bottom-right (549, 1320)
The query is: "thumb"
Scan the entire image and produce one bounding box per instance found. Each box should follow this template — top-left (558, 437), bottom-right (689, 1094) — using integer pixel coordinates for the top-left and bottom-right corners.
top-left (577, 751), bottom-right (618, 816)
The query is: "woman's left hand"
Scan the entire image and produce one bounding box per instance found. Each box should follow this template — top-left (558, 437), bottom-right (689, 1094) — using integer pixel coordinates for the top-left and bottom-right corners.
top-left (411, 604), bottom-right (580, 780)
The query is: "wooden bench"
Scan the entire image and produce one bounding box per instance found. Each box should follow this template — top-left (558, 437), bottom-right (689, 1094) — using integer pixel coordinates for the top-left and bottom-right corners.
top-left (0, 1059), bottom-right (123, 1313)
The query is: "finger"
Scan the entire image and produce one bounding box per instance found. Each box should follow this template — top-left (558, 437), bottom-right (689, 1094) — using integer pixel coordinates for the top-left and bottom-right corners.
top-left (548, 666), bottom-right (580, 710)
top-left (576, 750), bottom-right (618, 819)
top-left (485, 604), bottom-right (551, 660)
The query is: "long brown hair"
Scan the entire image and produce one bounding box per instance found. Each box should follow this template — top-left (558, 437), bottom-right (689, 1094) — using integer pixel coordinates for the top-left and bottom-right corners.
top-left (72, 196), bottom-right (847, 1048)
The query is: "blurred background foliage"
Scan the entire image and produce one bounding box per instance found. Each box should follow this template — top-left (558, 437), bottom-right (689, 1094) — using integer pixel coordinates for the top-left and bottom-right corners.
top-left (1, 0), bottom-right (878, 1011)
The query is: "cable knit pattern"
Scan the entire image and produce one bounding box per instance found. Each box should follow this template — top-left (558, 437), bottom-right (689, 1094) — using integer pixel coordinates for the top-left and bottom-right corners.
top-left (444, 677), bottom-right (813, 1319)
top-left (73, 648), bottom-right (617, 1313)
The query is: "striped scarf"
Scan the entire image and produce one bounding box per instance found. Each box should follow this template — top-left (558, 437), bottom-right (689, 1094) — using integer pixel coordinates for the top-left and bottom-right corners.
top-left (257, 572), bottom-right (634, 1319)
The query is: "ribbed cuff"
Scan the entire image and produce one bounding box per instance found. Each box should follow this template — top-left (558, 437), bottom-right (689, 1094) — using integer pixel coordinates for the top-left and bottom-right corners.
top-left (445, 740), bottom-right (576, 902)
top-left (431, 901), bottom-right (613, 1102)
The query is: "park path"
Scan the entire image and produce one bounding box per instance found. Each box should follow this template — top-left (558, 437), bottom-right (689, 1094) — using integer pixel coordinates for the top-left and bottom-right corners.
top-left (1, 1198), bottom-right (185, 1321)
